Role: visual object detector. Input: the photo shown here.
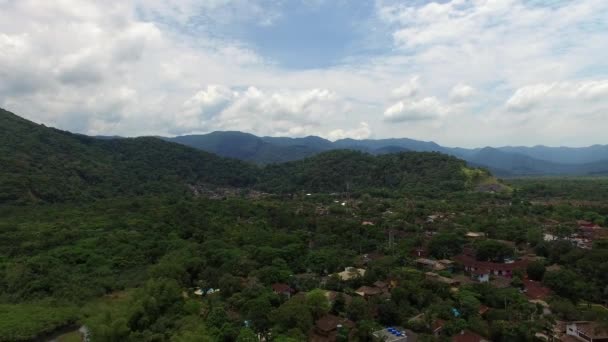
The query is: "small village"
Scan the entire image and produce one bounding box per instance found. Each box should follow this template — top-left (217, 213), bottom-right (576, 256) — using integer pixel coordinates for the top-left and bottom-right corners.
top-left (187, 203), bottom-right (608, 342)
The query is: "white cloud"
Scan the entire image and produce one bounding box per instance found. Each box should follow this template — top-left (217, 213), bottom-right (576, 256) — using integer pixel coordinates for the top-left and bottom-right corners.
top-left (384, 97), bottom-right (447, 122)
top-left (506, 80), bottom-right (608, 112)
top-left (391, 76), bottom-right (420, 99)
top-left (449, 84), bottom-right (475, 103)
top-left (174, 86), bottom-right (357, 138)
top-left (0, 0), bottom-right (607, 147)
top-left (327, 122), bottom-right (372, 141)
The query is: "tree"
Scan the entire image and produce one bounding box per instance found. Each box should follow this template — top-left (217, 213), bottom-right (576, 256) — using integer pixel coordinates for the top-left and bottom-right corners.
top-left (475, 240), bottom-right (514, 262)
top-left (428, 233), bottom-right (465, 259)
top-left (526, 261), bottom-right (546, 281)
top-left (346, 297), bottom-right (369, 321)
top-left (306, 289), bottom-right (330, 319)
top-left (236, 328), bottom-right (257, 342)
top-left (243, 297), bottom-right (272, 334)
top-left (218, 273), bottom-right (242, 299)
top-left (332, 293), bottom-right (346, 315)
top-left (543, 270), bottom-right (583, 302)
top-left (270, 297), bottom-right (313, 335)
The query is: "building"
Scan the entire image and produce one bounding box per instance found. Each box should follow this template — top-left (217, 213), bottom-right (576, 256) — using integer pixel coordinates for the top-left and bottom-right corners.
top-left (465, 232), bottom-right (486, 239)
top-left (566, 322), bottom-right (608, 342)
top-left (373, 327), bottom-right (417, 342)
top-left (356, 286), bottom-right (384, 299)
top-left (425, 272), bottom-right (460, 287)
top-left (336, 267), bottom-right (366, 281)
top-left (415, 258), bottom-right (446, 272)
top-left (271, 283), bottom-right (294, 298)
top-left (324, 290), bottom-right (353, 306)
top-left (311, 315), bottom-right (356, 342)
top-left (471, 269), bottom-right (490, 283)
top-left (412, 247), bottom-right (428, 258)
top-left (454, 254), bottom-right (529, 278)
top-left (432, 320), bottom-right (446, 336)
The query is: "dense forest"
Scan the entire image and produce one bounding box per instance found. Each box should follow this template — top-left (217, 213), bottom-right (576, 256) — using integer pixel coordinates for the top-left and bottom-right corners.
top-left (0, 108), bottom-right (607, 342)
top-left (0, 108), bottom-right (493, 205)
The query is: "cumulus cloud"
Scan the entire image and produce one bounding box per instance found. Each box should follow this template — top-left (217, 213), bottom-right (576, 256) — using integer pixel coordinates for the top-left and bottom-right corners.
top-left (449, 84), bottom-right (475, 103)
top-left (1, 0), bottom-right (608, 147)
top-left (327, 122), bottom-right (372, 141)
top-left (506, 80), bottom-right (608, 112)
top-left (391, 76), bottom-right (420, 99)
top-left (174, 86), bottom-right (354, 138)
top-left (384, 97), bottom-right (447, 122)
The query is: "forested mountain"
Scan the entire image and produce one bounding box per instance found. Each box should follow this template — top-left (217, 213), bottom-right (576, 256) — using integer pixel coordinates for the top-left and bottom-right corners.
top-left (164, 131), bottom-right (608, 176)
top-left (257, 150), bottom-right (487, 196)
top-left (0, 108), bottom-right (258, 204)
top-left (165, 132), bottom-right (322, 164)
top-left (0, 108), bottom-right (493, 205)
top-left (499, 145), bottom-right (608, 164)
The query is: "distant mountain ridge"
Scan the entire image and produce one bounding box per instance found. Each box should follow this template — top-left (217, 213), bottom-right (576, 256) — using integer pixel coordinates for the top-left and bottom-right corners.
top-left (0, 108), bottom-right (492, 204)
top-left (164, 132), bottom-right (608, 176)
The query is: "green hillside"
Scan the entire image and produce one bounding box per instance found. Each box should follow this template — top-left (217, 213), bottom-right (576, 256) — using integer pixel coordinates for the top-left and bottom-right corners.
top-left (0, 108), bottom-right (258, 204)
top-left (0, 108), bottom-right (494, 205)
top-left (258, 149), bottom-right (491, 196)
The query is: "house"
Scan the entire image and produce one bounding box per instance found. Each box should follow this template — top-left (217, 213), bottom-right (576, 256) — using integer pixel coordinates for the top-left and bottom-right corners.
top-left (454, 254), bottom-right (529, 278)
top-left (311, 314), bottom-right (356, 342)
top-left (465, 232), bottom-right (486, 239)
top-left (412, 247), bottom-right (428, 258)
top-left (373, 327), bottom-right (417, 342)
top-left (415, 258), bottom-right (446, 272)
top-left (566, 322), bottom-right (608, 342)
top-left (478, 305), bottom-right (490, 316)
top-left (271, 283), bottom-right (294, 298)
top-left (452, 330), bottom-right (490, 342)
top-left (324, 290), bottom-right (353, 306)
top-left (471, 269), bottom-right (490, 283)
top-left (336, 267), bottom-right (366, 281)
top-left (578, 220), bottom-right (600, 229)
top-left (359, 252), bottom-right (384, 266)
top-left (432, 319), bottom-right (446, 336)
top-left (438, 259), bottom-right (455, 272)
top-left (356, 286), bottom-right (384, 299)
top-left (425, 272), bottom-right (460, 287)
top-left (362, 221), bottom-right (375, 226)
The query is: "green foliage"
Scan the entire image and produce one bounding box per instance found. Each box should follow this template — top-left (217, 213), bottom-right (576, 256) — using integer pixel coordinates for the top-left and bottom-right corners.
top-left (428, 233), bottom-right (465, 259)
top-left (0, 302), bottom-right (78, 341)
top-left (258, 150), bottom-right (482, 196)
top-left (526, 261), bottom-right (546, 281)
top-left (0, 108), bottom-right (258, 205)
top-left (474, 240), bottom-right (514, 262)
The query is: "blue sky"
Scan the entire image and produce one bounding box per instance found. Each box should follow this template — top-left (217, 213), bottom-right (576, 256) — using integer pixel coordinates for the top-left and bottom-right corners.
top-left (1, 0), bottom-right (608, 147)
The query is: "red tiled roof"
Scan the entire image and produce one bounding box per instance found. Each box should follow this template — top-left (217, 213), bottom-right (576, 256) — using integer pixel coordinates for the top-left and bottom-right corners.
top-left (478, 305), bottom-right (490, 315)
top-left (432, 319), bottom-right (446, 332)
top-left (271, 283), bottom-right (293, 293)
top-left (523, 279), bottom-right (551, 300)
top-left (472, 268), bottom-right (490, 275)
top-left (315, 315), bottom-right (355, 333)
top-left (454, 254), bottom-right (528, 272)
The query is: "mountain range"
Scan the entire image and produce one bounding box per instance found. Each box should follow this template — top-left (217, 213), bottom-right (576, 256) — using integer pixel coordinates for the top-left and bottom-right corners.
top-left (0, 108), bottom-right (489, 204)
top-left (164, 132), bottom-right (608, 176)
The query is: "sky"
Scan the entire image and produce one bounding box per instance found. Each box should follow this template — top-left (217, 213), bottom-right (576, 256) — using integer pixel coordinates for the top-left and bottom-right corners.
top-left (1, 0), bottom-right (607, 147)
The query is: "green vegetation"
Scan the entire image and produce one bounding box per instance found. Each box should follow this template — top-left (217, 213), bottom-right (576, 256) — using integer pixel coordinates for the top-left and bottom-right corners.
top-left (1, 108), bottom-right (608, 341)
top-left (0, 302), bottom-right (78, 341)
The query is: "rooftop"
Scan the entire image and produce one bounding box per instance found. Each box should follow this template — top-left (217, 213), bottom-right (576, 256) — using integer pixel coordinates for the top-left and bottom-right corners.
top-left (373, 327), bottom-right (417, 342)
